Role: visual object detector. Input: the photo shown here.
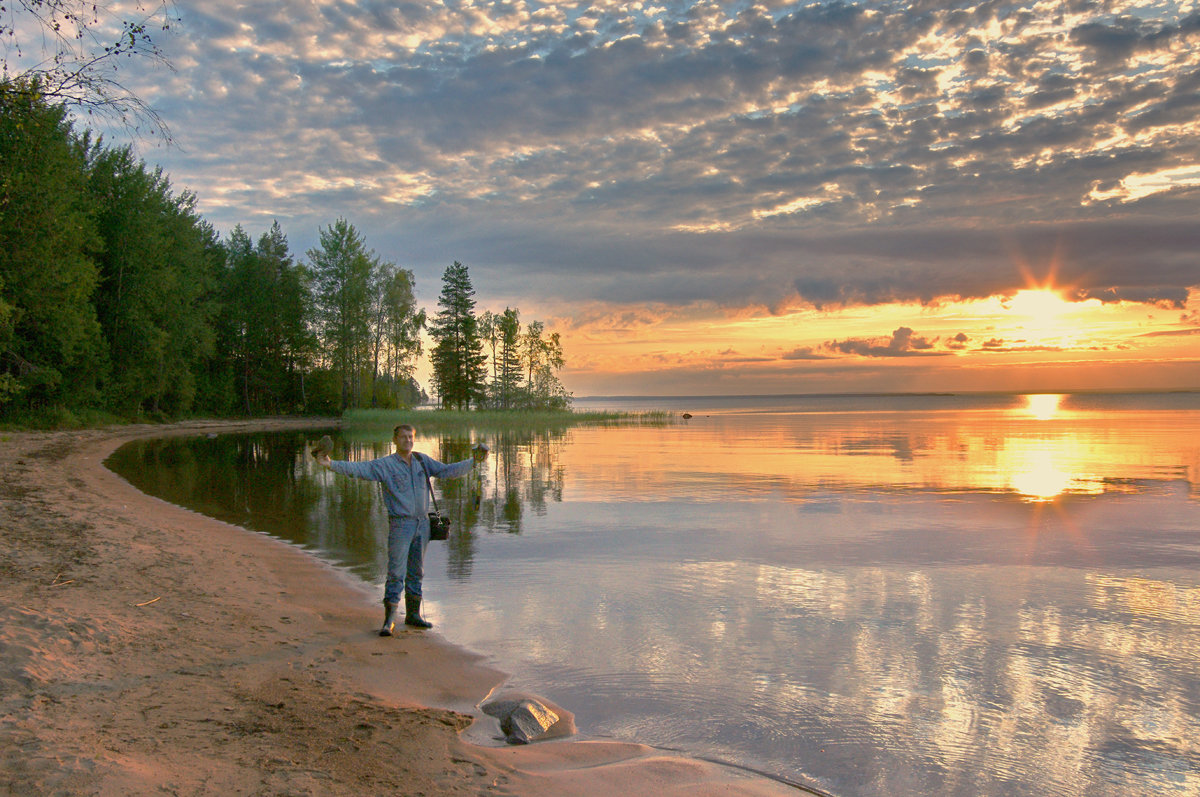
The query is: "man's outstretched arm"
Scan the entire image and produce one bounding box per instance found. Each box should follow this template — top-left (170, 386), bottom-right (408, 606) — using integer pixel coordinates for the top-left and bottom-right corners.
top-left (317, 453), bottom-right (382, 481)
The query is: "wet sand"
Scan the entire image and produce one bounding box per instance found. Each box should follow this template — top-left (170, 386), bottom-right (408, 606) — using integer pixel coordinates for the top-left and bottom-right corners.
top-left (0, 419), bottom-right (804, 796)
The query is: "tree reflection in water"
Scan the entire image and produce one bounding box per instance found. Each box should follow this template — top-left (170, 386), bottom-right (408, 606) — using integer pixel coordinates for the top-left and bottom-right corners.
top-left (106, 427), bottom-right (570, 586)
top-left (430, 430), bottom-right (566, 581)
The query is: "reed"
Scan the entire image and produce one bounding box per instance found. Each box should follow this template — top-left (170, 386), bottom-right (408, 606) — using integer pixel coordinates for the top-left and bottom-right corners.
top-left (342, 407), bottom-right (678, 432)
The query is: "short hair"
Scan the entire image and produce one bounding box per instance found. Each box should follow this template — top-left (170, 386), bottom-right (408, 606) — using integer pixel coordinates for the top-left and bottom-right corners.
top-left (393, 423), bottom-right (415, 436)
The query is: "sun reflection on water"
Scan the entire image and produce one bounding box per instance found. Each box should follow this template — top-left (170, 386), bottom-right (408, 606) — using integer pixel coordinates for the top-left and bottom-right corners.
top-left (1007, 396), bottom-right (1103, 501)
top-left (1009, 448), bottom-right (1074, 501)
top-left (557, 398), bottom-right (1192, 505)
top-left (1024, 393), bottom-right (1064, 420)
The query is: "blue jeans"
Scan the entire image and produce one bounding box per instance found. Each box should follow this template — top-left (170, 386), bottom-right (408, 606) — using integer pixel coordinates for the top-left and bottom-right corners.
top-left (384, 516), bottom-right (427, 605)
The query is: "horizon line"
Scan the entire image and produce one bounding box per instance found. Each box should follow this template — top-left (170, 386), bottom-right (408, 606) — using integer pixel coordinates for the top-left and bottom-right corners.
top-left (572, 388), bottom-right (1200, 400)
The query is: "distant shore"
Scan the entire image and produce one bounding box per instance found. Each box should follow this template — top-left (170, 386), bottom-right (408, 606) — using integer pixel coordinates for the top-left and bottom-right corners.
top-left (0, 418), bottom-right (802, 795)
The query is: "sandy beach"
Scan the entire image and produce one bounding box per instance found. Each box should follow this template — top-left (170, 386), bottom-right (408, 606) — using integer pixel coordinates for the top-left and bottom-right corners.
top-left (0, 419), bottom-right (804, 796)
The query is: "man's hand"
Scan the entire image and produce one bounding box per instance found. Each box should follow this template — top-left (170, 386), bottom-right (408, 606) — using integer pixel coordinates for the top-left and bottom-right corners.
top-left (316, 452), bottom-right (332, 468)
top-left (472, 443), bottom-right (489, 463)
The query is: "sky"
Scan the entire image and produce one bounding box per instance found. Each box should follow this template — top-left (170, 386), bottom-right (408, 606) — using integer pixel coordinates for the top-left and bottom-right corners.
top-left (89, 1), bottom-right (1200, 394)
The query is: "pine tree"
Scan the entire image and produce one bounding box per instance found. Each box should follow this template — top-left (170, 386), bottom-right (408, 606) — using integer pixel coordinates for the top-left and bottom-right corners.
top-left (215, 221), bottom-right (313, 414)
top-left (256, 222), bottom-right (313, 412)
top-left (307, 219), bottom-right (375, 410)
top-left (495, 308), bottom-right (523, 409)
top-left (222, 225), bottom-right (259, 413)
top-left (428, 262), bottom-right (487, 409)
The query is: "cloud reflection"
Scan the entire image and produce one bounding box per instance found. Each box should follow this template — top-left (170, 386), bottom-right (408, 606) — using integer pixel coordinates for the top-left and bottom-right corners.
top-left (442, 555), bottom-right (1200, 795)
top-left (103, 397), bottom-right (1200, 796)
top-left (558, 397), bottom-right (1193, 504)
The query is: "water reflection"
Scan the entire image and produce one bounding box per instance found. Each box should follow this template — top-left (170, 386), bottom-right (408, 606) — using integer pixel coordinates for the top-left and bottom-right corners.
top-left (1005, 439), bottom-right (1081, 501)
top-left (453, 548), bottom-right (1200, 795)
top-left (107, 426), bottom-right (575, 584)
top-left (1024, 393), bottom-right (1064, 420)
top-left (105, 394), bottom-right (1200, 797)
top-left (556, 396), bottom-right (1198, 505)
top-left (423, 429), bottom-right (567, 581)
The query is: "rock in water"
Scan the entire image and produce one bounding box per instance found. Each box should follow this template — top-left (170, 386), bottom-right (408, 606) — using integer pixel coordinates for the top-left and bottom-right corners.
top-left (482, 695), bottom-right (560, 744)
top-left (500, 700), bottom-right (559, 744)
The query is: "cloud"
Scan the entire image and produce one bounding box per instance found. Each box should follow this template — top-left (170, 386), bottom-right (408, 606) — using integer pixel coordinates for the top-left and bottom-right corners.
top-left (1086, 164), bottom-right (1200, 204)
top-left (1138, 326), bottom-right (1200, 338)
top-left (826, 327), bottom-right (951, 358)
top-left (720, 354), bottom-right (776, 364)
top-left (782, 346), bottom-right (834, 361)
top-left (1073, 284), bottom-right (1191, 307)
top-left (1070, 13), bottom-right (1200, 67)
top-left (979, 339), bottom-right (1066, 352)
top-left (93, 0), bottom-right (1200, 320)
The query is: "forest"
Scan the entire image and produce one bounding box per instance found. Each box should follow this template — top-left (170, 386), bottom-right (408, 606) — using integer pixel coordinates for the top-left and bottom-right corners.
top-left (0, 80), bottom-right (569, 426)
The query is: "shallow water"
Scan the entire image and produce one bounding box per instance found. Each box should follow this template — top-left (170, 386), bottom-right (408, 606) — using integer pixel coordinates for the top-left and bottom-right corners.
top-left (108, 393), bottom-right (1200, 796)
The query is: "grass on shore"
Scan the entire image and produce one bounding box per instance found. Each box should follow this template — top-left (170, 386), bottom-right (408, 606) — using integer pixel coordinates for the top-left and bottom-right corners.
top-left (0, 406), bottom-right (136, 431)
top-left (0, 405), bottom-right (678, 433)
top-left (342, 407), bottom-right (679, 432)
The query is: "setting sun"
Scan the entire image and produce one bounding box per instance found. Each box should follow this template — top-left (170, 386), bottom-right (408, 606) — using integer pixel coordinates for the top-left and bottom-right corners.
top-left (1003, 288), bottom-right (1080, 346)
top-left (1007, 289), bottom-right (1071, 323)
top-left (556, 282), bottom-right (1199, 396)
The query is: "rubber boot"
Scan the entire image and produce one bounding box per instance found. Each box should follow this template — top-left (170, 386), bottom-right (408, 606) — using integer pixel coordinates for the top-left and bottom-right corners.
top-left (404, 593), bottom-right (433, 629)
top-left (379, 601), bottom-right (399, 636)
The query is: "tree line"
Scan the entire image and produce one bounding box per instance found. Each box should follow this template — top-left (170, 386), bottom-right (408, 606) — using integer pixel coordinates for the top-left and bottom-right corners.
top-left (429, 262), bottom-right (569, 411)
top-left (0, 80), bottom-right (569, 424)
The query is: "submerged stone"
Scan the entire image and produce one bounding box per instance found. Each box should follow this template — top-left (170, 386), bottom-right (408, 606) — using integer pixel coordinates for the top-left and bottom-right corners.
top-left (482, 695), bottom-right (561, 744)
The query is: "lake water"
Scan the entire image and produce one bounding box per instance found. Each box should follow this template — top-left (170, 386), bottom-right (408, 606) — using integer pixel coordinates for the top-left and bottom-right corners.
top-left (107, 393), bottom-right (1200, 796)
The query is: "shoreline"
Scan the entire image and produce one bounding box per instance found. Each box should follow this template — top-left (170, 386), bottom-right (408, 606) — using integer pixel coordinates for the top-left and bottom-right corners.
top-left (1, 418), bottom-right (807, 795)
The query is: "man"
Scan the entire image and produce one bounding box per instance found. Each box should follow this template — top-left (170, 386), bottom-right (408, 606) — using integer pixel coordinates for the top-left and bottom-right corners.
top-left (316, 423), bottom-right (487, 636)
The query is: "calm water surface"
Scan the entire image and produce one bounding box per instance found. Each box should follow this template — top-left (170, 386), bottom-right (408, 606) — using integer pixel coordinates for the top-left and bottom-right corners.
top-left (108, 393), bottom-right (1200, 797)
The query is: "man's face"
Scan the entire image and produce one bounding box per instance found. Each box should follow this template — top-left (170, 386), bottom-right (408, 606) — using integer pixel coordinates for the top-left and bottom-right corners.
top-left (394, 427), bottom-right (415, 455)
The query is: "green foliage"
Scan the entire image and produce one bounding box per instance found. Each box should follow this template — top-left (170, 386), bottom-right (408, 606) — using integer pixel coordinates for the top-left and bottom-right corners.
top-left (429, 262), bottom-right (488, 410)
top-left (88, 145), bottom-right (218, 415)
top-left (519, 320), bottom-right (570, 409)
top-left (493, 307), bottom-right (524, 408)
top-left (0, 83), bottom-right (577, 427)
top-left (301, 368), bottom-right (344, 417)
top-left (0, 403), bottom-right (128, 430)
top-left (0, 78), bottom-right (105, 412)
top-left (307, 219), bottom-right (376, 410)
top-left (473, 307), bottom-right (570, 410)
top-left (1, 83), bottom-right (230, 422)
top-left (303, 221), bottom-right (424, 412)
top-left (261, 222), bottom-right (318, 410)
top-left (368, 263), bottom-right (425, 409)
top-left (218, 221), bottom-right (315, 414)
